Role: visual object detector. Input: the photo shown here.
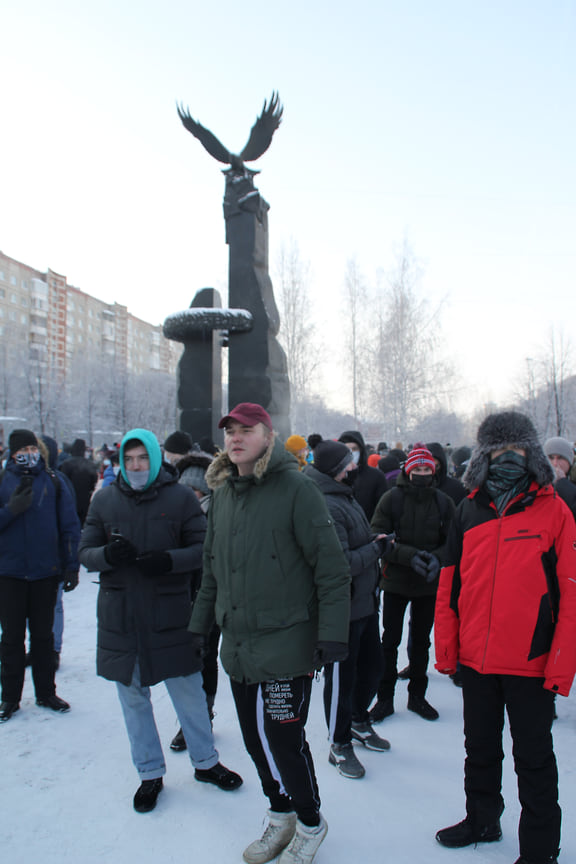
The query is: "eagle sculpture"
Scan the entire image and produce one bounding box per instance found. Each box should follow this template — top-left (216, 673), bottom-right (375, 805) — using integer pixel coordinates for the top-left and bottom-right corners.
top-left (177, 92), bottom-right (283, 174)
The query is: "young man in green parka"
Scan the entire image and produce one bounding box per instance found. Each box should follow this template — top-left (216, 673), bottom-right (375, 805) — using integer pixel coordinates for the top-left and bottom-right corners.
top-left (189, 403), bottom-right (351, 864)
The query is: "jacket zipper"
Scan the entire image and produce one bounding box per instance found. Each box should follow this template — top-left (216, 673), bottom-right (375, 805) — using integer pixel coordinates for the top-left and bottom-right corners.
top-left (481, 515), bottom-right (502, 671)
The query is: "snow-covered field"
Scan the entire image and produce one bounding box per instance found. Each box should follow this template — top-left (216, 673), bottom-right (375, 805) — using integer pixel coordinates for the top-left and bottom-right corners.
top-left (2, 573), bottom-right (575, 864)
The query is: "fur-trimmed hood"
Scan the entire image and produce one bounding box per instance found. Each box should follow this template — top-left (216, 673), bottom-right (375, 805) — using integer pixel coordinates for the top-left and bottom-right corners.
top-left (206, 434), bottom-right (297, 490)
top-left (463, 411), bottom-right (554, 490)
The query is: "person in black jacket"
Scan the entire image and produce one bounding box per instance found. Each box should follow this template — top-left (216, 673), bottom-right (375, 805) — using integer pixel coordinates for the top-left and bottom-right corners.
top-left (369, 445), bottom-right (455, 723)
top-left (543, 436), bottom-right (576, 522)
top-left (338, 430), bottom-right (388, 521)
top-left (427, 443), bottom-right (467, 506)
top-left (79, 428), bottom-right (241, 813)
top-left (308, 441), bottom-right (393, 780)
top-left (59, 438), bottom-right (99, 525)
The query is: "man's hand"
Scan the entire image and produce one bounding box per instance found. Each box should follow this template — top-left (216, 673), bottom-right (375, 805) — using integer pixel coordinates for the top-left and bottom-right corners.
top-left (62, 570), bottom-right (79, 592)
top-left (136, 551), bottom-right (172, 577)
top-left (313, 641), bottom-right (349, 667)
top-left (8, 482), bottom-right (34, 516)
top-left (104, 536), bottom-right (138, 566)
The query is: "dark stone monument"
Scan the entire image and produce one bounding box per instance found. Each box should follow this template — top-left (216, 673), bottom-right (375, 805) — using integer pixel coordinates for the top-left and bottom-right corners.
top-left (165, 94), bottom-right (290, 442)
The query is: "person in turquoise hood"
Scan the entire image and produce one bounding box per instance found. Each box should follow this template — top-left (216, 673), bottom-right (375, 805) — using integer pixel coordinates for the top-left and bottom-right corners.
top-left (80, 428), bottom-right (242, 814)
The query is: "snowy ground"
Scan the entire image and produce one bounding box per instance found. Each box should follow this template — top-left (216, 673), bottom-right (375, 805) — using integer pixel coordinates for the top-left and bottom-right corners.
top-left (2, 572), bottom-right (576, 864)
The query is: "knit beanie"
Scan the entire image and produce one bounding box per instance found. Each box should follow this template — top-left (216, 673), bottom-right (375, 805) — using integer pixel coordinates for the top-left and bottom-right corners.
top-left (367, 453), bottom-right (381, 468)
top-left (180, 465), bottom-right (210, 495)
top-left (404, 445), bottom-right (436, 475)
top-left (70, 438), bottom-right (87, 457)
top-left (313, 441), bottom-right (354, 478)
top-left (463, 411), bottom-right (554, 490)
top-left (164, 430), bottom-right (193, 455)
top-left (285, 435), bottom-right (308, 455)
top-left (543, 437), bottom-right (574, 467)
top-left (9, 428), bottom-right (37, 453)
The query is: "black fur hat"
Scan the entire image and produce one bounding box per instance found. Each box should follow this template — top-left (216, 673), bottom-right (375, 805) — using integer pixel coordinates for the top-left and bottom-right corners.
top-left (463, 411), bottom-right (554, 490)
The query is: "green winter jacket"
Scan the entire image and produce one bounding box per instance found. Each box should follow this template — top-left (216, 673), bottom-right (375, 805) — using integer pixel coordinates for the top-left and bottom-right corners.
top-left (189, 437), bottom-right (351, 684)
top-left (370, 472), bottom-right (455, 598)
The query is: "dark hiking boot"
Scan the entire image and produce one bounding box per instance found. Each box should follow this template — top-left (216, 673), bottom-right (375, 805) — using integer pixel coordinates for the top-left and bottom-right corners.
top-left (368, 697), bottom-right (394, 723)
top-left (195, 762), bottom-right (243, 790)
top-left (170, 727), bottom-right (187, 751)
top-left (133, 777), bottom-right (163, 813)
top-left (436, 815), bottom-right (502, 848)
top-left (407, 695), bottom-right (439, 720)
top-left (514, 856), bottom-right (559, 864)
top-left (397, 665), bottom-right (411, 679)
top-left (0, 702), bottom-right (20, 722)
top-left (36, 694), bottom-right (70, 712)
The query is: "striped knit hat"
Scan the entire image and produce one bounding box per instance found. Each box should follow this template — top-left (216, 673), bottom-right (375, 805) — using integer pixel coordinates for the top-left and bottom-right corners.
top-left (404, 444), bottom-right (436, 475)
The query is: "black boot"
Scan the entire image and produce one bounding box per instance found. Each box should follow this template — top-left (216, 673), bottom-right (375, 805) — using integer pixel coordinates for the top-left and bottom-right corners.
top-left (194, 762), bottom-right (243, 790)
top-left (36, 694), bottom-right (70, 712)
top-left (436, 814), bottom-right (503, 848)
top-left (170, 727), bottom-right (187, 752)
top-left (397, 665), bottom-right (411, 680)
top-left (134, 778), bottom-right (163, 813)
top-left (0, 702), bottom-right (20, 722)
top-left (407, 695), bottom-right (439, 720)
top-left (368, 697), bottom-right (394, 723)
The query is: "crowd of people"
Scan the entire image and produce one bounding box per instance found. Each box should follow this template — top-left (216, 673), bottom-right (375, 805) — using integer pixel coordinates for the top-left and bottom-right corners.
top-left (1, 408), bottom-right (576, 864)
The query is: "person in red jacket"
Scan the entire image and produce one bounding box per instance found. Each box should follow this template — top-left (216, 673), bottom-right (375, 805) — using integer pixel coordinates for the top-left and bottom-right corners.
top-left (434, 412), bottom-right (576, 864)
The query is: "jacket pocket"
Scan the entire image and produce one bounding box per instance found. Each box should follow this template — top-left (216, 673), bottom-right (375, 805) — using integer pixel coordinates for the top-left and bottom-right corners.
top-left (154, 585), bottom-right (191, 632)
top-left (256, 605), bottom-right (310, 630)
top-left (97, 586), bottom-right (127, 634)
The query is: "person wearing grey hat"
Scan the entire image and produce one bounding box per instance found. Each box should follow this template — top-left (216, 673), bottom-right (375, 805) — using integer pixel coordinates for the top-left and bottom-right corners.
top-left (543, 436), bottom-right (576, 523)
top-left (434, 412), bottom-right (576, 863)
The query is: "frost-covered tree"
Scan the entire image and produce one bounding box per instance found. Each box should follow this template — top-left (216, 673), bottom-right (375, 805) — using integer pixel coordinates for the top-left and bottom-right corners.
top-left (371, 244), bottom-right (453, 442)
top-left (276, 240), bottom-right (320, 431)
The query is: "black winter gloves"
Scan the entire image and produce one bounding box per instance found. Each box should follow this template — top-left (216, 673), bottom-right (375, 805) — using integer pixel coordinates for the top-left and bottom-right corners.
top-left (8, 480), bottom-right (34, 515)
top-left (188, 633), bottom-right (207, 661)
top-left (136, 551), bottom-right (172, 577)
top-left (313, 641), bottom-right (349, 667)
top-left (62, 570), bottom-right (79, 592)
top-left (411, 550), bottom-right (441, 582)
top-left (104, 536), bottom-right (138, 566)
top-left (373, 532), bottom-right (396, 558)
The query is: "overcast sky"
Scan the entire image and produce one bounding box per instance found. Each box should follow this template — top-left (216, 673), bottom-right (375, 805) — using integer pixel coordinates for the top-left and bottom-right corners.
top-left (2, 1), bottom-right (575, 417)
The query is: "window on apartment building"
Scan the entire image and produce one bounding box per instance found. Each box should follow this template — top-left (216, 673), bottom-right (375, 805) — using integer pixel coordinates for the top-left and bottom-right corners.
top-left (21, 314), bottom-right (27, 325)
top-left (11, 293), bottom-right (18, 303)
top-left (0, 288), bottom-right (4, 298)
top-left (0, 308), bottom-right (3, 318)
top-left (0, 271), bottom-right (5, 281)
top-left (9, 310), bottom-right (16, 321)
top-left (21, 296), bottom-right (27, 306)
top-left (10, 275), bottom-right (16, 285)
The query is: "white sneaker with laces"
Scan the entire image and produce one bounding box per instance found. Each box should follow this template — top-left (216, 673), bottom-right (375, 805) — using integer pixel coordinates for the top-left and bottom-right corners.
top-left (278, 815), bottom-right (328, 864)
top-left (243, 809), bottom-right (298, 864)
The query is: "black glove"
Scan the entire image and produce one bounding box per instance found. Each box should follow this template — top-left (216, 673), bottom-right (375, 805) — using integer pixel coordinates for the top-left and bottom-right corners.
top-left (373, 532), bottom-right (396, 558)
top-left (62, 570), bottom-right (79, 592)
top-left (188, 633), bottom-right (207, 661)
top-left (104, 536), bottom-right (138, 566)
top-left (313, 641), bottom-right (349, 667)
top-left (424, 553), bottom-right (440, 583)
top-left (136, 551), bottom-right (172, 577)
top-left (410, 551), bottom-right (430, 578)
top-left (8, 482), bottom-right (34, 516)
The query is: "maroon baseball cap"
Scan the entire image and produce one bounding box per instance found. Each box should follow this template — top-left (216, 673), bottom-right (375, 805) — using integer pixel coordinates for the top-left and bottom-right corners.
top-left (218, 402), bottom-right (273, 430)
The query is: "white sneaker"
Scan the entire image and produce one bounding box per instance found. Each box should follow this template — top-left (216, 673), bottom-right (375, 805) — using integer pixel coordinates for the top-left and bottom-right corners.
top-left (243, 810), bottom-right (298, 864)
top-left (278, 815), bottom-right (328, 864)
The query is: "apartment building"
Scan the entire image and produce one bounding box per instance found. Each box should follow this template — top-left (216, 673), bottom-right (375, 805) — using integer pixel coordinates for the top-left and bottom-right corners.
top-left (0, 250), bottom-right (181, 376)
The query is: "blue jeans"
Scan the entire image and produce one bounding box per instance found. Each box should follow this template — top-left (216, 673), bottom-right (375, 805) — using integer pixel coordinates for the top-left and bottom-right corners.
top-left (116, 662), bottom-right (219, 780)
top-left (53, 583), bottom-right (64, 653)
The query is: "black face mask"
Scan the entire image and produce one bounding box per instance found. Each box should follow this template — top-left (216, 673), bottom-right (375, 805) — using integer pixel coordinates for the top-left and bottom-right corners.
top-left (485, 450), bottom-right (531, 514)
top-left (410, 473), bottom-right (434, 488)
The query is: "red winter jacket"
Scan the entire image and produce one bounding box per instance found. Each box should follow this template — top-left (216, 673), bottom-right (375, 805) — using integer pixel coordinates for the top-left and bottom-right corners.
top-left (434, 482), bottom-right (576, 697)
